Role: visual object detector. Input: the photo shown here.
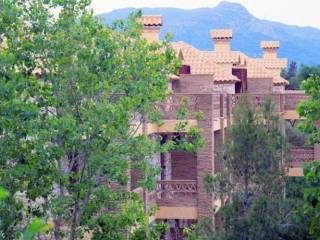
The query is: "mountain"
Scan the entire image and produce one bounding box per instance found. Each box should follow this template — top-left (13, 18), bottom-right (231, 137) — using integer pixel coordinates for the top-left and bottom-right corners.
top-left (98, 1), bottom-right (320, 66)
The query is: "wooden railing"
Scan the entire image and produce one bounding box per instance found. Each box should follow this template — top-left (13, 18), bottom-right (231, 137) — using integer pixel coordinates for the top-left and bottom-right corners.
top-left (287, 147), bottom-right (314, 167)
top-left (156, 180), bottom-right (197, 207)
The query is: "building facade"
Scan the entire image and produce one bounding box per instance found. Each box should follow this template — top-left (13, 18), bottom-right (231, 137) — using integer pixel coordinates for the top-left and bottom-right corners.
top-left (132, 15), bottom-right (320, 239)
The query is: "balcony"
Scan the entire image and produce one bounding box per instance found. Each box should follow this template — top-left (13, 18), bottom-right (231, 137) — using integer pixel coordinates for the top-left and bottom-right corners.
top-left (155, 180), bottom-right (198, 220)
top-left (156, 180), bottom-right (197, 207)
top-left (288, 147), bottom-right (314, 168)
top-left (286, 146), bottom-right (315, 176)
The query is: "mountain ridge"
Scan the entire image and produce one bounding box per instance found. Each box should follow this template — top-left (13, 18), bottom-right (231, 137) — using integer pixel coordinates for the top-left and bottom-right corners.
top-left (98, 1), bottom-right (320, 66)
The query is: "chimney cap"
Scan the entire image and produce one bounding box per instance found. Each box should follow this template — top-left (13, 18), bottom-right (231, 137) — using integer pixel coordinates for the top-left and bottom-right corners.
top-left (261, 41), bottom-right (280, 49)
top-left (210, 29), bottom-right (233, 39)
top-left (139, 15), bottom-right (163, 27)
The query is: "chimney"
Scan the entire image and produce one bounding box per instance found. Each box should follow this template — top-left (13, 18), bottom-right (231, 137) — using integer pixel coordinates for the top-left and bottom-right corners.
top-left (261, 41), bottom-right (279, 59)
top-left (139, 15), bottom-right (163, 43)
top-left (210, 29), bottom-right (233, 52)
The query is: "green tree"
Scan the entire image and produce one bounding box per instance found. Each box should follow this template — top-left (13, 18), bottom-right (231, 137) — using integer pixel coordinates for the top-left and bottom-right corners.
top-left (297, 74), bottom-right (320, 144)
top-left (297, 73), bottom-right (320, 238)
top-left (0, 0), bottom-right (203, 239)
top-left (303, 162), bottom-right (320, 239)
top-left (187, 97), bottom-right (310, 240)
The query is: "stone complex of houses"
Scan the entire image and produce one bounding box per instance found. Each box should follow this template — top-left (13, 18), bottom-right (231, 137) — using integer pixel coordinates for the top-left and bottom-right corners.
top-left (131, 15), bottom-right (320, 237)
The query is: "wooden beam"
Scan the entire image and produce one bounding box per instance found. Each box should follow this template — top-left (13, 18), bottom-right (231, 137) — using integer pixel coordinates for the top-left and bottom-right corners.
top-left (156, 206), bottom-right (198, 219)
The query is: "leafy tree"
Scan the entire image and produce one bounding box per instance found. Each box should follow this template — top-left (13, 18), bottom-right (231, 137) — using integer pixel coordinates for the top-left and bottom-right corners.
top-left (298, 73), bottom-right (320, 238)
top-left (303, 162), bottom-right (320, 239)
top-left (0, 0), bottom-right (204, 239)
top-left (186, 97), bottom-right (311, 240)
top-left (282, 63), bottom-right (320, 90)
top-left (297, 74), bottom-right (320, 144)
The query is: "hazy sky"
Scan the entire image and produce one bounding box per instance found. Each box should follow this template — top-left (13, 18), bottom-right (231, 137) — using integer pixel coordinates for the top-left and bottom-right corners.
top-left (90, 0), bottom-right (320, 29)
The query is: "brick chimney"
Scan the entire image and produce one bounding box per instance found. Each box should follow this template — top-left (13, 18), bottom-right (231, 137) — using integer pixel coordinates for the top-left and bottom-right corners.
top-left (261, 41), bottom-right (279, 59)
top-left (139, 15), bottom-right (163, 43)
top-left (210, 29), bottom-right (233, 52)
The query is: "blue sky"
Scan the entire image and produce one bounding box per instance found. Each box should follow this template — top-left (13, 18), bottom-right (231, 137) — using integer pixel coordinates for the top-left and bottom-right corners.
top-left (90, 0), bottom-right (320, 29)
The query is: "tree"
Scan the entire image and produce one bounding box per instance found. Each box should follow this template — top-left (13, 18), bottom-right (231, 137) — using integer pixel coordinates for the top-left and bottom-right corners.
top-left (282, 61), bottom-right (298, 90)
top-left (187, 97), bottom-right (310, 240)
top-left (303, 162), bottom-right (320, 239)
top-left (282, 63), bottom-right (320, 90)
top-left (0, 1), bottom-right (204, 239)
top-left (297, 74), bottom-right (320, 144)
top-left (297, 73), bottom-right (320, 238)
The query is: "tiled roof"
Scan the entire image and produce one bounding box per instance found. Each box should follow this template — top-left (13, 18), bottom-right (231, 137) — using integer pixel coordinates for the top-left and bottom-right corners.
top-left (210, 29), bottom-right (233, 39)
top-left (213, 69), bottom-right (240, 83)
top-left (247, 59), bottom-right (288, 85)
top-left (172, 42), bottom-right (240, 82)
top-left (273, 75), bottom-right (289, 85)
top-left (261, 41), bottom-right (280, 49)
top-left (169, 74), bottom-right (180, 81)
top-left (172, 42), bottom-right (246, 64)
top-left (139, 15), bottom-right (163, 26)
top-left (171, 41), bottom-right (288, 85)
top-left (261, 59), bottom-right (287, 69)
top-left (246, 60), bottom-right (273, 78)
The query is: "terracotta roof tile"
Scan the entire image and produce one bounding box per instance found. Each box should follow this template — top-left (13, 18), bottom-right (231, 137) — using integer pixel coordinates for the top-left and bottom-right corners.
top-left (169, 74), bottom-right (179, 81)
top-left (260, 59), bottom-right (287, 69)
top-left (172, 41), bottom-right (240, 82)
top-left (261, 41), bottom-right (280, 49)
top-left (273, 75), bottom-right (289, 85)
top-left (139, 15), bottom-right (163, 26)
top-left (246, 60), bottom-right (273, 78)
top-left (210, 29), bottom-right (233, 39)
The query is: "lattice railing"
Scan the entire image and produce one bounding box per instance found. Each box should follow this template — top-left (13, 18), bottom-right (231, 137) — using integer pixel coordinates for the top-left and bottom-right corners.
top-left (156, 180), bottom-right (197, 206)
top-left (157, 94), bottom-right (200, 119)
top-left (288, 147), bottom-right (314, 167)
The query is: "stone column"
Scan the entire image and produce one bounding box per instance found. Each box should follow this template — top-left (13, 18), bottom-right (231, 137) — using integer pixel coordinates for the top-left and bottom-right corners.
top-left (197, 94), bottom-right (215, 218)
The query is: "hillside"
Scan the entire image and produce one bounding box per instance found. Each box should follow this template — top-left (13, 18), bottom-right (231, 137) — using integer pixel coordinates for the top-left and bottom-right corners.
top-left (98, 1), bottom-right (320, 66)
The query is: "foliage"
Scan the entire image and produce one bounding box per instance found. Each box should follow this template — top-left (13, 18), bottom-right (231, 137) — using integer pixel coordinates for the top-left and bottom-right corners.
top-left (298, 72), bottom-right (320, 239)
top-left (297, 74), bottom-right (320, 144)
top-left (0, 0), bottom-right (204, 239)
top-left (282, 63), bottom-right (320, 90)
top-left (0, 188), bottom-right (51, 240)
top-left (188, 96), bottom-right (311, 240)
top-left (303, 161), bottom-right (320, 239)
top-left (286, 122), bottom-right (311, 147)
top-left (282, 61), bottom-right (298, 90)
top-left (22, 218), bottom-right (52, 240)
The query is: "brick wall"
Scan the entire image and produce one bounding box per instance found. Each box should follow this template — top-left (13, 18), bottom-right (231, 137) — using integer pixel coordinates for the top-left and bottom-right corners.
top-left (247, 77), bottom-right (272, 94)
top-left (172, 74), bottom-right (214, 94)
top-left (214, 130), bottom-right (224, 173)
top-left (196, 94), bottom-right (215, 218)
top-left (171, 151), bottom-right (197, 180)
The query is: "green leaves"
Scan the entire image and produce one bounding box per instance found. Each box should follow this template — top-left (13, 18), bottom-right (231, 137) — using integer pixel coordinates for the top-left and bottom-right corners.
top-left (0, 188), bottom-right (8, 201)
top-left (303, 162), bottom-right (320, 238)
top-left (0, 1), bottom-right (183, 239)
top-left (297, 74), bottom-right (320, 144)
top-left (21, 218), bottom-right (52, 240)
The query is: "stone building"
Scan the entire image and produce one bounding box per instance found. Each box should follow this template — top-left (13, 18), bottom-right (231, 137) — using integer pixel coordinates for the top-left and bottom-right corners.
top-left (132, 15), bottom-right (319, 239)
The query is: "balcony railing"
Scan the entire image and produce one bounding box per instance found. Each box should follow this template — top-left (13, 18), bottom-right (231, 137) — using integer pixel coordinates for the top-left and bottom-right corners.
top-left (230, 91), bottom-right (308, 113)
top-left (287, 147), bottom-right (314, 168)
top-left (156, 180), bottom-right (197, 207)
